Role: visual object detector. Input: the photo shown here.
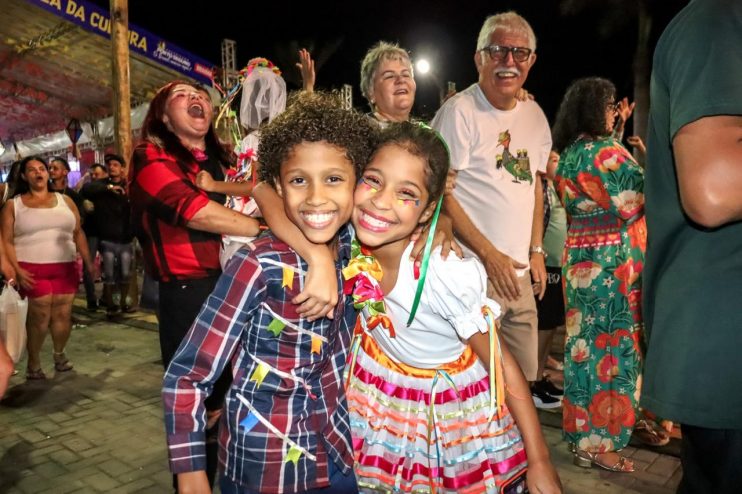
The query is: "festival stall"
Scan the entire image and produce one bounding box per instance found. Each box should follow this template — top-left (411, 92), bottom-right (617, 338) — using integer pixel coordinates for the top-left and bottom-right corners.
top-left (0, 0), bottom-right (216, 173)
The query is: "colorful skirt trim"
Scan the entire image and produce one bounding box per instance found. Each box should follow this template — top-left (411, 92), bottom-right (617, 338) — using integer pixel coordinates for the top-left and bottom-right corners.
top-left (346, 334), bottom-right (527, 493)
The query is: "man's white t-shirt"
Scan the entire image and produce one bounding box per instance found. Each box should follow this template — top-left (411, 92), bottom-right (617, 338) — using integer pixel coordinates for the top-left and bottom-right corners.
top-left (432, 84), bottom-right (552, 271)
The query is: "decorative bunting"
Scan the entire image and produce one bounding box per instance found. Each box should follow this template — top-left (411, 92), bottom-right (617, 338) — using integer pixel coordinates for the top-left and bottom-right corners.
top-left (250, 362), bottom-right (269, 388)
top-left (239, 412), bottom-right (259, 432)
top-left (311, 335), bottom-right (322, 355)
top-left (236, 393), bottom-right (317, 462)
top-left (267, 318), bottom-right (286, 337)
top-left (285, 445), bottom-right (303, 465)
top-left (282, 266), bottom-right (294, 289)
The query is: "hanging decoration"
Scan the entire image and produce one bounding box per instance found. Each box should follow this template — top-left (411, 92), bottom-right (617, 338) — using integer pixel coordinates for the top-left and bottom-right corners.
top-left (65, 118), bottom-right (83, 158)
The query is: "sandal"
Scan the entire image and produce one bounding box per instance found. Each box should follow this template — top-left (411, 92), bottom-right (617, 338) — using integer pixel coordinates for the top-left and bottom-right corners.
top-left (26, 367), bottom-right (47, 380)
top-left (574, 450), bottom-right (635, 473)
top-left (53, 351), bottom-right (74, 372)
top-left (634, 419), bottom-right (670, 447)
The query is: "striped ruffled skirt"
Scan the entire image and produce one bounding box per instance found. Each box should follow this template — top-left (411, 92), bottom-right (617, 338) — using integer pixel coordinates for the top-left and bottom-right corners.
top-left (345, 334), bottom-right (527, 493)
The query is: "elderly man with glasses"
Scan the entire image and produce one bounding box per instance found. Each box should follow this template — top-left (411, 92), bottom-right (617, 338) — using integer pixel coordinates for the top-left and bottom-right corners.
top-left (432, 12), bottom-right (552, 389)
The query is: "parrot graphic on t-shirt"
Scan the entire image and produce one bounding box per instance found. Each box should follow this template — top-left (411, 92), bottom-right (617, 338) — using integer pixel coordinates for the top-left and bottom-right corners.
top-left (495, 130), bottom-right (533, 184)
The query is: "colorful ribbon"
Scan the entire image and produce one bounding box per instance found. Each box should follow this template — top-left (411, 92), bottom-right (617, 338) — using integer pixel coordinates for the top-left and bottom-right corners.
top-left (406, 195), bottom-right (444, 326)
top-left (483, 306), bottom-right (506, 421)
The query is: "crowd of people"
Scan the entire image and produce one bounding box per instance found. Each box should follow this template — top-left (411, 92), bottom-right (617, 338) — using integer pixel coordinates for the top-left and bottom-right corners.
top-left (1, 1), bottom-right (740, 493)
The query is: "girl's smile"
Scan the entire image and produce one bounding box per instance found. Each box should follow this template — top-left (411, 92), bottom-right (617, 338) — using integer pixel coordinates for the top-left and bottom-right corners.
top-left (352, 143), bottom-right (434, 252)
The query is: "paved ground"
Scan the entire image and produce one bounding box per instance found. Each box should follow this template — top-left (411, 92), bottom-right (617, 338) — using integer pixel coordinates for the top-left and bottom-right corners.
top-left (0, 299), bottom-right (683, 493)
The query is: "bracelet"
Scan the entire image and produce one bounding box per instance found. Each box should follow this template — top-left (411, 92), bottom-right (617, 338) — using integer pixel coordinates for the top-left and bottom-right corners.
top-left (529, 245), bottom-right (547, 258)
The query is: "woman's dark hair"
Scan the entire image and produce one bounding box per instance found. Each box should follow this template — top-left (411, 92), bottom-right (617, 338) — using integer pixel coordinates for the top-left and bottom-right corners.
top-left (14, 156), bottom-right (48, 196)
top-left (49, 156), bottom-right (70, 171)
top-left (141, 80), bottom-right (234, 167)
top-left (3, 160), bottom-right (24, 200)
top-left (373, 122), bottom-right (450, 207)
top-left (258, 91), bottom-right (378, 185)
top-left (552, 77), bottom-right (617, 152)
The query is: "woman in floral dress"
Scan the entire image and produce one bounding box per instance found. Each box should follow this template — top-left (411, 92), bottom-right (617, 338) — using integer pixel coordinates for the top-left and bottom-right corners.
top-left (552, 77), bottom-right (664, 473)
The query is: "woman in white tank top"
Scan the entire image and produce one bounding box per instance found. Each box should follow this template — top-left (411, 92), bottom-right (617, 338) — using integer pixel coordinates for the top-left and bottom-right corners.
top-left (0, 157), bottom-right (94, 380)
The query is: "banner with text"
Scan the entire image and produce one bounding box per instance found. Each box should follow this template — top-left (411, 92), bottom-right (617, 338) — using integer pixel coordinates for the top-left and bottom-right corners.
top-left (29, 0), bottom-right (215, 84)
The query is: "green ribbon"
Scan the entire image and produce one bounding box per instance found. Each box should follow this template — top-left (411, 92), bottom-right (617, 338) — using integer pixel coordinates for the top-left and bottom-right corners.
top-left (406, 195), bottom-right (444, 326)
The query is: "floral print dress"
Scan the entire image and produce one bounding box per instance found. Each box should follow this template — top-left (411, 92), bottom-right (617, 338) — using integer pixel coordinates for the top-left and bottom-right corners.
top-left (555, 137), bottom-right (647, 452)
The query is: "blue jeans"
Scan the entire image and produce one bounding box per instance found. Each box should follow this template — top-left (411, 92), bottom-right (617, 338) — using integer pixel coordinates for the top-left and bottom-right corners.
top-left (82, 236), bottom-right (99, 304)
top-left (99, 240), bottom-right (133, 285)
top-left (219, 459), bottom-right (358, 494)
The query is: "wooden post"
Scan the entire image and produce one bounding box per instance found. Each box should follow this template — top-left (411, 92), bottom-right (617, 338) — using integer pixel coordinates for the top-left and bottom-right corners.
top-left (110, 0), bottom-right (139, 309)
top-left (110, 0), bottom-right (131, 161)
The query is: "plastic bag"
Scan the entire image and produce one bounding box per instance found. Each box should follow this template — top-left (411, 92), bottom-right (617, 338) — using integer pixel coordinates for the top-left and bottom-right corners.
top-left (0, 284), bottom-right (28, 363)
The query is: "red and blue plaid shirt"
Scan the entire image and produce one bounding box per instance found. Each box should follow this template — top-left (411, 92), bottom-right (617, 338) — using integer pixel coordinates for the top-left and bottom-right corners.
top-left (163, 226), bottom-right (356, 493)
top-left (129, 141), bottom-right (226, 282)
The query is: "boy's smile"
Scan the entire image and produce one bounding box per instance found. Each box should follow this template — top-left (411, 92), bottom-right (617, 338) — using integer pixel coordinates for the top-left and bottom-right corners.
top-left (277, 141), bottom-right (356, 245)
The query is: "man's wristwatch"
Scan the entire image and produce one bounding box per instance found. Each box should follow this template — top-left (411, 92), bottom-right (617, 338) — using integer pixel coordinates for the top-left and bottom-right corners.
top-left (529, 245), bottom-right (547, 258)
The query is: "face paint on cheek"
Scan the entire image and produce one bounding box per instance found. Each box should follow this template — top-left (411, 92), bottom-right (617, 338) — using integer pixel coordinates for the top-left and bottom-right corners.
top-left (396, 198), bottom-right (420, 207)
top-left (358, 181), bottom-right (379, 194)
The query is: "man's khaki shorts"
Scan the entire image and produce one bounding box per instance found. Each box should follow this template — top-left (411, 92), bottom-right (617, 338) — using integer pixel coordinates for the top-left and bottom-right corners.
top-left (487, 275), bottom-right (539, 381)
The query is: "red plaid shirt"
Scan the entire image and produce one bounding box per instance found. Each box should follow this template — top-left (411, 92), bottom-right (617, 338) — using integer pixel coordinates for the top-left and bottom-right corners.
top-left (129, 141), bottom-right (226, 282)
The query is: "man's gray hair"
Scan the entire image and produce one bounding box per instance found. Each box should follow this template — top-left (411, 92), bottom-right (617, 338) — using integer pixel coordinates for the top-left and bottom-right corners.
top-left (360, 41), bottom-right (413, 106)
top-left (476, 11), bottom-right (537, 52)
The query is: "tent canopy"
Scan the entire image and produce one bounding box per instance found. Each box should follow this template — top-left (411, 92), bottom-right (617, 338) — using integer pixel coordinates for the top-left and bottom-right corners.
top-left (0, 0), bottom-right (214, 149)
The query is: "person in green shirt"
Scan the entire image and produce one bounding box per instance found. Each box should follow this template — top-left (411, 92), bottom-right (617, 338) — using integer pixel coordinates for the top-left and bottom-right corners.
top-left (642, 0), bottom-right (742, 492)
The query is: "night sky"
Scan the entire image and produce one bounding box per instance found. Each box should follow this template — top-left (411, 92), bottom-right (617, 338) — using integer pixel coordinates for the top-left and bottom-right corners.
top-left (98, 0), bottom-right (689, 125)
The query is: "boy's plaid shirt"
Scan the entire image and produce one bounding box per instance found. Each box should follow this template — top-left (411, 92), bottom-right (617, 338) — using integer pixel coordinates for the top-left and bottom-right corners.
top-left (163, 226), bottom-right (356, 493)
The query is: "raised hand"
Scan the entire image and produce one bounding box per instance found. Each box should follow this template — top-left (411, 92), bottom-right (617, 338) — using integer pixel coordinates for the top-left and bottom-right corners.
top-left (616, 97), bottom-right (636, 125)
top-left (296, 48), bottom-right (316, 93)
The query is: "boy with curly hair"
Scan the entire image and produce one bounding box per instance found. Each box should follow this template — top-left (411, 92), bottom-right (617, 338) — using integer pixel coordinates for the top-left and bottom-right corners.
top-left (163, 93), bottom-right (377, 494)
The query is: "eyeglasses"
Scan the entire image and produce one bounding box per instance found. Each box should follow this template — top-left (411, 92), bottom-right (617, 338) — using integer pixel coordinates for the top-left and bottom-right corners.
top-left (481, 44), bottom-right (532, 63)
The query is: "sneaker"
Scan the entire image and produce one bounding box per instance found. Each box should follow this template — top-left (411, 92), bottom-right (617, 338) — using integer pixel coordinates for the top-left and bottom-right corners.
top-left (534, 377), bottom-right (564, 397)
top-left (531, 385), bottom-right (562, 409)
